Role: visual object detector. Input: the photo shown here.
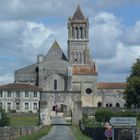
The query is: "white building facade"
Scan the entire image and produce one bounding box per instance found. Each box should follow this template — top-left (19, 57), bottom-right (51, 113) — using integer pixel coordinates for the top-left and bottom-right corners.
top-left (0, 83), bottom-right (41, 113)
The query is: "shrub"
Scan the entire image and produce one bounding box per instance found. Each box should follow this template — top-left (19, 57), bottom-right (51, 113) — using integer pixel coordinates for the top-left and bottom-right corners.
top-left (0, 107), bottom-right (10, 127)
top-left (113, 111), bottom-right (136, 117)
top-left (95, 109), bottom-right (113, 123)
top-left (95, 109), bottom-right (138, 123)
top-left (10, 110), bottom-right (16, 113)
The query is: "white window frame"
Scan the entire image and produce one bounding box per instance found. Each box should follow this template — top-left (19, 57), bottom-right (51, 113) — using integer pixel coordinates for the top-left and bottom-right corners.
top-left (16, 91), bottom-right (20, 98)
top-left (25, 91), bottom-right (29, 98)
top-left (16, 103), bottom-right (20, 110)
top-left (25, 102), bottom-right (29, 110)
top-left (34, 92), bottom-right (37, 98)
top-left (33, 102), bottom-right (38, 110)
top-left (7, 91), bottom-right (11, 98)
top-left (7, 102), bottom-right (11, 111)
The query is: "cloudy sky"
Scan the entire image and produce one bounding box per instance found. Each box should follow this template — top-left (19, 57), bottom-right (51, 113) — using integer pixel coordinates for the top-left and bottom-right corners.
top-left (0, 0), bottom-right (140, 84)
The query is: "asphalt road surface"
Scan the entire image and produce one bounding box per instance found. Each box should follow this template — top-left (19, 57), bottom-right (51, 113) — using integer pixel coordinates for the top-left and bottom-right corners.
top-left (39, 116), bottom-right (75, 140)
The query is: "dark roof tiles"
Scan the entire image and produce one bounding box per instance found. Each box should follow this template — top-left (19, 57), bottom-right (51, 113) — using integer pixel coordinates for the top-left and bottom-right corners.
top-left (0, 83), bottom-right (42, 91)
top-left (72, 5), bottom-right (85, 20)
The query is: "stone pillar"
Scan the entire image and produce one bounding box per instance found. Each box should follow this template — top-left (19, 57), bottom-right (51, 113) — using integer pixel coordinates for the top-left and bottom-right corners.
top-left (40, 109), bottom-right (51, 125)
top-left (67, 67), bottom-right (72, 91)
top-left (72, 101), bottom-right (82, 125)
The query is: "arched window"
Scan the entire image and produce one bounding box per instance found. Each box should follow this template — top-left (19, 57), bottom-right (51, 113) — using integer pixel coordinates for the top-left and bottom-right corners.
top-left (75, 27), bottom-right (78, 39)
top-left (35, 67), bottom-right (39, 73)
top-left (74, 52), bottom-right (78, 63)
top-left (54, 79), bottom-right (57, 90)
top-left (116, 103), bottom-right (120, 107)
top-left (106, 103), bottom-right (108, 107)
top-left (80, 27), bottom-right (83, 39)
top-left (72, 27), bottom-right (75, 38)
top-left (35, 67), bottom-right (39, 86)
top-left (109, 103), bottom-right (112, 107)
top-left (98, 102), bottom-right (102, 107)
top-left (79, 52), bottom-right (82, 63)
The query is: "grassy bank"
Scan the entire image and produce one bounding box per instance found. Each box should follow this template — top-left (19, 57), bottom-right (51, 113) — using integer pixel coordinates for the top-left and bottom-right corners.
top-left (70, 126), bottom-right (91, 140)
top-left (9, 113), bottom-right (39, 127)
top-left (16, 126), bottom-right (51, 140)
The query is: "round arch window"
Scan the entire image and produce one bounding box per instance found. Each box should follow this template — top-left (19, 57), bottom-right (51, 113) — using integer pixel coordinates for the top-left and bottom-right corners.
top-left (116, 103), bottom-right (120, 107)
top-left (98, 102), bottom-right (102, 107)
top-left (85, 88), bottom-right (92, 95)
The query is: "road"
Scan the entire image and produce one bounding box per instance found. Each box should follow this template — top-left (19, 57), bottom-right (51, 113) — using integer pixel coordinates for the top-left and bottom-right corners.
top-left (39, 116), bottom-right (75, 140)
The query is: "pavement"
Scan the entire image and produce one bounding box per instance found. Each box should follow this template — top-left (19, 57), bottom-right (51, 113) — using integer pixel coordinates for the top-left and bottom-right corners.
top-left (39, 116), bottom-right (75, 140)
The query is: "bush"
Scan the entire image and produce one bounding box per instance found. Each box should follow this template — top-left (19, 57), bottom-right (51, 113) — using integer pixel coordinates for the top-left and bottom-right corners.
top-left (95, 109), bottom-right (113, 123)
top-left (0, 107), bottom-right (10, 127)
top-left (10, 110), bottom-right (16, 113)
top-left (95, 109), bottom-right (138, 123)
top-left (113, 111), bottom-right (136, 117)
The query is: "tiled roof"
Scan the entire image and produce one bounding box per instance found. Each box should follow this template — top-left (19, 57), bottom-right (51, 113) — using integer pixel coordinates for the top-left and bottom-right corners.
top-left (72, 5), bottom-right (85, 20)
top-left (97, 83), bottom-right (127, 89)
top-left (72, 66), bottom-right (97, 75)
top-left (0, 83), bottom-right (42, 91)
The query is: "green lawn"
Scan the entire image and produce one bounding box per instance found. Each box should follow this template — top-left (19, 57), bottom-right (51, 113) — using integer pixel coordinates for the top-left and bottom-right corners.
top-left (70, 126), bottom-right (91, 140)
top-left (16, 126), bottom-right (51, 140)
top-left (9, 113), bottom-right (39, 127)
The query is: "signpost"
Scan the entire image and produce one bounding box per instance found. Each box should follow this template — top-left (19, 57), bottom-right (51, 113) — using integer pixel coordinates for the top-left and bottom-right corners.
top-left (110, 117), bottom-right (136, 127)
top-left (109, 117), bottom-right (136, 140)
top-left (105, 129), bottom-right (112, 139)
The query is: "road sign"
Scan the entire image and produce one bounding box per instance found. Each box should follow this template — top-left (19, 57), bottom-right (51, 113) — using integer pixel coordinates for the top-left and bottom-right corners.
top-left (105, 129), bottom-right (112, 138)
top-left (110, 117), bottom-right (136, 127)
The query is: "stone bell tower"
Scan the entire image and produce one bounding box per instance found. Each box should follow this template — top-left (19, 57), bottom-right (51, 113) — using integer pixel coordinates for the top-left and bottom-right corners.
top-left (68, 5), bottom-right (90, 65)
top-left (67, 6), bottom-right (99, 107)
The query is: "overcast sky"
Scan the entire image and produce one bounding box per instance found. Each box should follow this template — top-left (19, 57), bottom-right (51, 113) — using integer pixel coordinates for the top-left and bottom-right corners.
top-left (0, 0), bottom-right (140, 84)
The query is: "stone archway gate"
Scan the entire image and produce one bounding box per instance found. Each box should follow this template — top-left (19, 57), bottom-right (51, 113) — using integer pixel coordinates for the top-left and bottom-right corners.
top-left (40, 91), bottom-right (82, 125)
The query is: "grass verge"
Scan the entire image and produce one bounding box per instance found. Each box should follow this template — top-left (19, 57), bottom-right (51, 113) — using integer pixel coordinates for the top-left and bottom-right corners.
top-left (9, 113), bottom-right (39, 126)
top-left (70, 126), bottom-right (91, 140)
top-left (16, 126), bottom-right (51, 140)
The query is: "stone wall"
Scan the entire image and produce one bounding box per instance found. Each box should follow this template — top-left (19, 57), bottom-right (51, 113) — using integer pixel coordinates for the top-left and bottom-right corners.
top-left (0, 125), bottom-right (42, 140)
top-left (136, 128), bottom-right (140, 140)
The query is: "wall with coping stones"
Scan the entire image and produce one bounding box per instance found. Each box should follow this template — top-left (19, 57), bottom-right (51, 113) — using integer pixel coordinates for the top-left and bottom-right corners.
top-left (0, 125), bottom-right (42, 140)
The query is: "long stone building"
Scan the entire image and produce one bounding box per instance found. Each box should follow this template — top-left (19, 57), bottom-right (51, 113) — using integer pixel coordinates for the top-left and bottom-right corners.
top-left (0, 6), bottom-right (126, 114)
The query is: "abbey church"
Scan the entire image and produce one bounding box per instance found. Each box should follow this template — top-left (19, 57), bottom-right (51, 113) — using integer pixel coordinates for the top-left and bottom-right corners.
top-left (0, 6), bottom-right (126, 113)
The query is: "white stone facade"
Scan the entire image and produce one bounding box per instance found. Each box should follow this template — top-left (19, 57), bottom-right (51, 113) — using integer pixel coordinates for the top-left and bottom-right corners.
top-left (0, 84), bottom-right (40, 113)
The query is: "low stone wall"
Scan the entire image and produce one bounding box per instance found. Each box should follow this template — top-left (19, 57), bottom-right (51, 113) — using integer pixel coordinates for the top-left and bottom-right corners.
top-left (0, 125), bottom-right (42, 140)
top-left (136, 128), bottom-right (140, 140)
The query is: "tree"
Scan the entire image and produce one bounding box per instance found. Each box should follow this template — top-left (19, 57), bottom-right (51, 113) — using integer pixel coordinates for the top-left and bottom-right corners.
top-left (124, 58), bottom-right (140, 108)
top-left (0, 107), bottom-right (10, 127)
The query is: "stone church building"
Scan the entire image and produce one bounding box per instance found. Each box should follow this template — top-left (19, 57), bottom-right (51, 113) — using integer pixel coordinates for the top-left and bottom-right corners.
top-left (0, 6), bottom-right (126, 116)
top-left (14, 6), bottom-right (100, 108)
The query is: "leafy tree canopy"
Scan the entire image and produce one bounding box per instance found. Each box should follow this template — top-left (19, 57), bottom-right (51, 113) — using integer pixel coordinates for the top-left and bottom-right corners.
top-left (125, 58), bottom-right (140, 108)
top-left (0, 107), bottom-right (10, 127)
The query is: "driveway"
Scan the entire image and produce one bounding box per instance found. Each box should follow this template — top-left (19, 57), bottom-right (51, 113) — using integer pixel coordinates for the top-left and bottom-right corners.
top-left (39, 116), bottom-right (75, 140)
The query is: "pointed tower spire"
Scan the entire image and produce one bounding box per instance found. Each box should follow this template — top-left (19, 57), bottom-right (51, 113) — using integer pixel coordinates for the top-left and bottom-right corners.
top-left (72, 5), bottom-right (85, 20)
